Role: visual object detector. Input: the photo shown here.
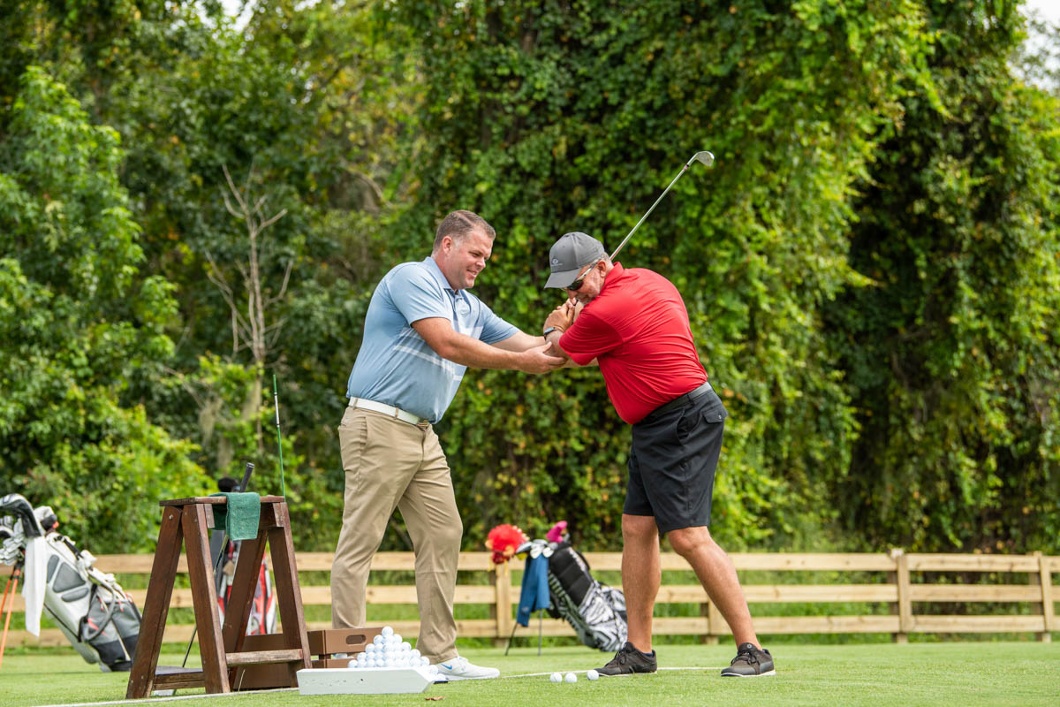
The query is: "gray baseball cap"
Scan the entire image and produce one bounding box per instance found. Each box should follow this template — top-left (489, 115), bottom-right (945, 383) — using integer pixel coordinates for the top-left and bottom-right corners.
top-left (544, 232), bottom-right (607, 289)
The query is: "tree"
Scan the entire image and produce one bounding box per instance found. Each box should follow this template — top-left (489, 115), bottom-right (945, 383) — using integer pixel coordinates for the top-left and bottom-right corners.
top-left (0, 67), bottom-right (209, 550)
top-left (386, 0), bottom-right (931, 551)
top-left (827, 1), bottom-right (1060, 552)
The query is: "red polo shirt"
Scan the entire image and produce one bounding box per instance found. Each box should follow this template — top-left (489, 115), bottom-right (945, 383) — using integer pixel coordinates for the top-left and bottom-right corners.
top-left (559, 263), bottom-right (708, 424)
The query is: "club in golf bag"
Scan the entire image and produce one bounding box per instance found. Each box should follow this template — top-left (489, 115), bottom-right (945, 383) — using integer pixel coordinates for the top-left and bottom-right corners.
top-left (609, 150), bottom-right (715, 261)
top-left (0, 493), bottom-right (141, 671)
top-left (212, 467), bottom-right (276, 636)
top-left (509, 535), bottom-right (627, 653)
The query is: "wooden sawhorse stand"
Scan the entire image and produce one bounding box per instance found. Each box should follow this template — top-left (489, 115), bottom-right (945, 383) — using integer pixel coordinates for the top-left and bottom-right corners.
top-left (126, 496), bottom-right (311, 698)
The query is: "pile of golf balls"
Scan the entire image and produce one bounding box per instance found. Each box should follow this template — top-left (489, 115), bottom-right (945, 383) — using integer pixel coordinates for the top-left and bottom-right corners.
top-left (346, 625), bottom-right (435, 671)
top-left (549, 671), bottom-right (580, 683)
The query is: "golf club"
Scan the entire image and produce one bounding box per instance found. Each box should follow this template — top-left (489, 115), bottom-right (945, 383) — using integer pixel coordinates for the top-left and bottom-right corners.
top-left (608, 150), bottom-right (714, 261)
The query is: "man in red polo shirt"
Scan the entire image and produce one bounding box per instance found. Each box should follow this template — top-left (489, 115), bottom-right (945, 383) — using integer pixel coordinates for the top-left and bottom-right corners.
top-left (541, 231), bottom-right (774, 678)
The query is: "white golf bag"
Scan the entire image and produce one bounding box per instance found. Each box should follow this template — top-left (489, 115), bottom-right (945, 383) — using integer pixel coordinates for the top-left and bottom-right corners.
top-left (0, 493), bottom-right (141, 671)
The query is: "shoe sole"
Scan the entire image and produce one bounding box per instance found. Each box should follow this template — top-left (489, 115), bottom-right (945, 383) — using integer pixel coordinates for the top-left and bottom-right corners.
top-left (721, 669), bottom-right (777, 677)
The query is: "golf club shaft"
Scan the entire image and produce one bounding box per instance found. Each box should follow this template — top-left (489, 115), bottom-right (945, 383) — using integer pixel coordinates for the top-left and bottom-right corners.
top-left (609, 150), bottom-right (714, 261)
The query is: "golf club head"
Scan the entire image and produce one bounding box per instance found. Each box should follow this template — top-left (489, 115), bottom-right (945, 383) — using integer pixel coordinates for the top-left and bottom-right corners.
top-left (688, 150), bottom-right (714, 167)
top-left (0, 493), bottom-right (43, 538)
top-left (608, 149), bottom-right (715, 261)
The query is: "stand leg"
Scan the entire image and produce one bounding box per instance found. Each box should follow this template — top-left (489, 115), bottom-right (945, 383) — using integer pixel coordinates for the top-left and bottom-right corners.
top-left (184, 503), bottom-right (230, 693)
top-left (127, 507), bottom-right (184, 699)
top-left (265, 502), bottom-right (312, 680)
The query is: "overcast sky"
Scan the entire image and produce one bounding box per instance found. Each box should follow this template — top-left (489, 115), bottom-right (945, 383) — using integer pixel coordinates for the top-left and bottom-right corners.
top-left (1023, 0), bottom-right (1060, 24)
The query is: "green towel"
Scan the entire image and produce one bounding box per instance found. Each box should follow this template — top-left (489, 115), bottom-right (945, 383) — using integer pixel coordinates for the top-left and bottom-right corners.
top-left (211, 492), bottom-right (261, 541)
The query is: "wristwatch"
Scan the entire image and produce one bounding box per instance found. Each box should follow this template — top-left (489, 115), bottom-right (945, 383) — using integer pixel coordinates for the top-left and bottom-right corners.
top-left (542, 326), bottom-right (560, 338)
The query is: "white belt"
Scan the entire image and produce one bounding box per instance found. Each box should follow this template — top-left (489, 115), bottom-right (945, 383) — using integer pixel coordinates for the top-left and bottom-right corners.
top-left (348, 398), bottom-right (428, 425)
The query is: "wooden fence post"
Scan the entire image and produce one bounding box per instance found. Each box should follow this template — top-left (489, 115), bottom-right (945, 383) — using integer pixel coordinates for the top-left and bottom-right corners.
top-left (706, 599), bottom-right (723, 645)
top-left (699, 599), bottom-right (717, 645)
top-left (1032, 552), bottom-right (1054, 643)
top-left (491, 563), bottom-right (513, 647)
top-left (889, 548), bottom-right (911, 644)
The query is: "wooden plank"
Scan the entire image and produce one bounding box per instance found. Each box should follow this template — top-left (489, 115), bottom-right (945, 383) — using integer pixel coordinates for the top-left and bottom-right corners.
top-left (656, 584), bottom-right (897, 603)
top-left (3, 628), bottom-right (74, 648)
top-left (152, 670), bottom-right (207, 690)
top-left (289, 553), bottom-right (333, 572)
top-left (730, 553), bottom-right (898, 572)
top-left (649, 615), bottom-right (902, 636)
top-left (744, 585), bottom-right (897, 603)
top-left (579, 552), bottom-right (900, 573)
top-left (492, 618), bottom-right (576, 639)
top-left (5, 583), bottom-right (500, 613)
top-left (750, 615), bottom-right (902, 635)
top-left (357, 585), bottom-right (497, 604)
top-left (224, 649), bottom-right (305, 666)
top-left (907, 585), bottom-right (1042, 602)
top-left (905, 554), bottom-right (1041, 572)
top-left (95, 552), bottom-right (1060, 577)
top-left (96, 554), bottom-right (177, 574)
top-left (910, 615), bottom-right (1046, 633)
top-left (652, 616), bottom-right (709, 634)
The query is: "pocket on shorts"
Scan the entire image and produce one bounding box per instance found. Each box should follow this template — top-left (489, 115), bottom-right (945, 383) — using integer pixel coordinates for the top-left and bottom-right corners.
top-left (676, 392), bottom-right (727, 441)
top-left (698, 393), bottom-right (728, 424)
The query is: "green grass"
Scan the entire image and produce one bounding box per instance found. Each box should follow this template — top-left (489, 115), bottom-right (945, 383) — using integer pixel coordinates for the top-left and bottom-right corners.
top-left (1, 641), bottom-right (1057, 706)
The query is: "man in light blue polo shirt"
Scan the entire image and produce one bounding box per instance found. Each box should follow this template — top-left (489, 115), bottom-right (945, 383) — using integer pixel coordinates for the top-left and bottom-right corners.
top-left (331, 210), bottom-right (563, 681)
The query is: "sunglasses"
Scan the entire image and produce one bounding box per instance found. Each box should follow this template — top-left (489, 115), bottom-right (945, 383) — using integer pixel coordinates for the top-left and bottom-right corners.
top-left (566, 259), bottom-right (601, 292)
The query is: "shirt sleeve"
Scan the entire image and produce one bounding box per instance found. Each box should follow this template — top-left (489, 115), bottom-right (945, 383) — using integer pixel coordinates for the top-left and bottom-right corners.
top-left (388, 263), bottom-right (450, 323)
top-left (474, 298), bottom-right (519, 344)
top-left (560, 307), bottom-right (621, 366)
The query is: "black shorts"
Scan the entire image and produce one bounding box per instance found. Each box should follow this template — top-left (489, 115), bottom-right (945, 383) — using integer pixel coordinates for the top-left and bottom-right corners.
top-left (625, 383), bottom-right (728, 535)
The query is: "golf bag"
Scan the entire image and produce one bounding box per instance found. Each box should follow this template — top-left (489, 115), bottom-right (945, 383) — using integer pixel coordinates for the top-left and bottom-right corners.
top-left (0, 493), bottom-right (141, 671)
top-left (213, 535), bottom-right (277, 635)
top-left (545, 541), bottom-right (628, 652)
top-left (210, 471), bottom-right (277, 635)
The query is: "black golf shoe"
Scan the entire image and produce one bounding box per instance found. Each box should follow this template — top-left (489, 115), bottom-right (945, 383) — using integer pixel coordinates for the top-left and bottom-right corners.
top-left (721, 642), bottom-right (775, 677)
top-left (596, 641), bottom-right (658, 676)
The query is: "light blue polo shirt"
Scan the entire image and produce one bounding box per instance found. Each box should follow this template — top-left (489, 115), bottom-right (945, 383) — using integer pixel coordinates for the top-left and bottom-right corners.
top-left (346, 257), bottom-right (518, 424)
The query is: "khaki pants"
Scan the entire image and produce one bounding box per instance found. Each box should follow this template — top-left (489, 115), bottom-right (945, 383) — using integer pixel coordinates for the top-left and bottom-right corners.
top-left (330, 407), bottom-right (462, 663)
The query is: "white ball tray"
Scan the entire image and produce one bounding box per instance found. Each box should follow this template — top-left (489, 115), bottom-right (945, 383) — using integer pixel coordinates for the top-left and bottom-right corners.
top-left (297, 666), bottom-right (435, 695)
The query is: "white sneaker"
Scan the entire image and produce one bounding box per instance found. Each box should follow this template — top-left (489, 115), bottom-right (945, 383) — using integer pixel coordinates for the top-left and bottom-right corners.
top-left (433, 656), bottom-right (500, 680)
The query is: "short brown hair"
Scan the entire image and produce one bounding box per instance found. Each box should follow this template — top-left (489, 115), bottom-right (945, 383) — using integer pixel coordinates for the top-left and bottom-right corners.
top-left (433, 210), bottom-right (496, 251)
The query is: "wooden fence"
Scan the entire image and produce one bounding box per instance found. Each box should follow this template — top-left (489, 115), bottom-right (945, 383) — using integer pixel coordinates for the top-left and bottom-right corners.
top-left (3, 550), bottom-right (1057, 648)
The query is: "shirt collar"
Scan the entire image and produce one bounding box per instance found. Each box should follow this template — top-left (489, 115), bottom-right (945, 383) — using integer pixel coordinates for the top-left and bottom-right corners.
top-left (422, 256), bottom-right (470, 302)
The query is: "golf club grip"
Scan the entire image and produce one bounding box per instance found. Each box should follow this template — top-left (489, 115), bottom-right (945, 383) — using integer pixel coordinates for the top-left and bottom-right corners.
top-left (239, 462), bottom-right (254, 493)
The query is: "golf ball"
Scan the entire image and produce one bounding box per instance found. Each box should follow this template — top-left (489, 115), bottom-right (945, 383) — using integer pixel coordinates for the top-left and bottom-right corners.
top-left (564, 672), bottom-right (577, 683)
top-left (586, 669), bottom-right (599, 681)
top-left (549, 672), bottom-right (562, 683)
